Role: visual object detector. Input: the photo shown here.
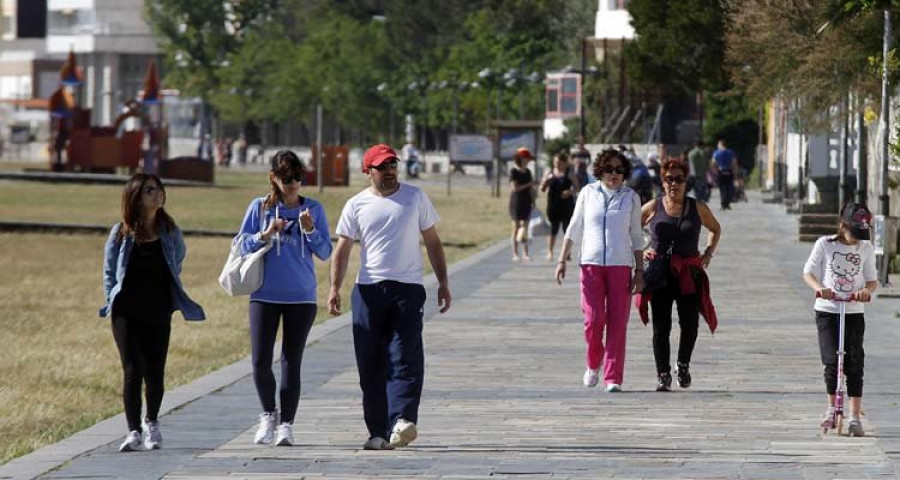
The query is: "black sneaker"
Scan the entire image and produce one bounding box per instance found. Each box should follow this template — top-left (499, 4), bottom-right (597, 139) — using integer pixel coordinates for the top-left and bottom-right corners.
top-left (675, 362), bottom-right (691, 389)
top-left (656, 372), bottom-right (672, 392)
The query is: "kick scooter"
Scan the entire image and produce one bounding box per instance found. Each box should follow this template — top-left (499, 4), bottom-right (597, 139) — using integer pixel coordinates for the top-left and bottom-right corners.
top-left (818, 292), bottom-right (859, 436)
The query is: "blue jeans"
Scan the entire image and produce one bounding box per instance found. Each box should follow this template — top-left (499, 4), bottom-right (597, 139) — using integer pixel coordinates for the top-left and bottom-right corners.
top-left (693, 179), bottom-right (710, 203)
top-left (352, 281), bottom-right (426, 439)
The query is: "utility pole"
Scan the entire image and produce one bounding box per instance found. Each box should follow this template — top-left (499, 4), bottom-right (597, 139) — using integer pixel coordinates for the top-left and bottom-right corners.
top-left (316, 103), bottom-right (323, 193)
top-left (839, 94), bottom-right (849, 208)
top-left (579, 36), bottom-right (587, 146)
top-left (856, 99), bottom-right (868, 205)
top-left (879, 8), bottom-right (892, 216)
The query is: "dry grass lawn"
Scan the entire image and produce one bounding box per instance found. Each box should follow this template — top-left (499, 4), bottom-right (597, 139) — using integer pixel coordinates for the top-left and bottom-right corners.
top-left (0, 168), bottom-right (509, 464)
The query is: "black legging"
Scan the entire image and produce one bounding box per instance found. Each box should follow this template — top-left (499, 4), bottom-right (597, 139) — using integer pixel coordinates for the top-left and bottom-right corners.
top-left (816, 311), bottom-right (865, 397)
top-left (547, 205), bottom-right (574, 237)
top-left (649, 283), bottom-right (700, 374)
top-left (111, 313), bottom-right (172, 432)
top-left (249, 301), bottom-right (316, 424)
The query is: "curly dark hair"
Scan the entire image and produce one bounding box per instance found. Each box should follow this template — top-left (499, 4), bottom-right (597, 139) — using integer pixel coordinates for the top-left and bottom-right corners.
top-left (591, 148), bottom-right (632, 180)
top-left (660, 156), bottom-right (689, 178)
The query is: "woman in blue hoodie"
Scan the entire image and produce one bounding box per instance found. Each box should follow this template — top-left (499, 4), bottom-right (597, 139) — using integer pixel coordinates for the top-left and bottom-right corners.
top-left (101, 173), bottom-right (205, 452)
top-left (234, 150), bottom-right (333, 447)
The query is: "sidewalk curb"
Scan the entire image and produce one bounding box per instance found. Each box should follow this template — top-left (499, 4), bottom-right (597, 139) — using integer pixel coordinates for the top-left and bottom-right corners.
top-left (0, 239), bottom-right (506, 480)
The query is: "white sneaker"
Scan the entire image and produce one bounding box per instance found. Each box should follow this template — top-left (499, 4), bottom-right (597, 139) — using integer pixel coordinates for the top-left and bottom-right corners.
top-left (605, 384), bottom-right (622, 393)
top-left (583, 368), bottom-right (600, 388)
top-left (362, 437), bottom-right (395, 450)
top-left (389, 418), bottom-right (418, 447)
top-left (253, 412), bottom-right (277, 444)
top-left (848, 419), bottom-right (865, 437)
top-left (118, 430), bottom-right (141, 452)
top-left (142, 421), bottom-right (162, 450)
top-left (275, 423), bottom-right (294, 446)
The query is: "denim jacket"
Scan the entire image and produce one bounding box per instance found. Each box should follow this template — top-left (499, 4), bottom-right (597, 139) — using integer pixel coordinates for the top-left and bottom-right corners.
top-left (99, 222), bottom-right (206, 321)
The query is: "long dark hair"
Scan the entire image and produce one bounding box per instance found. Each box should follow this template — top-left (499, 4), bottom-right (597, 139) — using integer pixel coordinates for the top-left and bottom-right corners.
top-left (264, 150), bottom-right (306, 209)
top-left (118, 173), bottom-right (175, 242)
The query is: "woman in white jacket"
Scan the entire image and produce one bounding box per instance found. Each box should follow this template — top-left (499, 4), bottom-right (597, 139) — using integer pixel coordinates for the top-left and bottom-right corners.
top-left (555, 149), bottom-right (644, 392)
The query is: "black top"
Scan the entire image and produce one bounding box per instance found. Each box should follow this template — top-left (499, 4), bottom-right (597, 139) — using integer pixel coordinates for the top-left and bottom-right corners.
top-left (510, 167), bottom-right (533, 189)
top-left (509, 167), bottom-right (535, 221)
top-left (546, 170), bottom-right (575, 211)
top-left (649, 197), bottom-right (701, 257)
top-left (113, 239), bottom-right (173, 318)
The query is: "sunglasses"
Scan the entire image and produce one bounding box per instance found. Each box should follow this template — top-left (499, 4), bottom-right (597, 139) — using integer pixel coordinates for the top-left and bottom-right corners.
top-left (373, 161), bottom-right (399, 172)
top-left (664, 176), bottom-right (686, 185)
top-left (142, 185), bottom-right (163, 195)
top-left (279, 173), bottom-right (305, 185)
top-left (603, 166), bottom-right (627, 175)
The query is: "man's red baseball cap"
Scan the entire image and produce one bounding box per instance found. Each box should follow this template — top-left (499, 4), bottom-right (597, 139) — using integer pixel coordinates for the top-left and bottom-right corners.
top-left (363, 144), bottom-right (399, 173)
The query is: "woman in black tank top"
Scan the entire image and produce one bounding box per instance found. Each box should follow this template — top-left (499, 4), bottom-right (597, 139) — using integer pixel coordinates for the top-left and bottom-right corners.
top-left (640, 157), bottom-right (722, 392)
top-left (540, 153), bottom-right (579, 260)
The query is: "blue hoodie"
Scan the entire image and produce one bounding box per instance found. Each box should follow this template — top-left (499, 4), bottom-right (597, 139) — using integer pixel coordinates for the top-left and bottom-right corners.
top-left (235, 196), bottom-right (333, 303)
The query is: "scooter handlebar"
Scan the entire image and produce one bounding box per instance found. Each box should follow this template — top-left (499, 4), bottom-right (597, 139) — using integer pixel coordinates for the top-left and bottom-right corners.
top-left (815, 292), bottom-right (867, 302)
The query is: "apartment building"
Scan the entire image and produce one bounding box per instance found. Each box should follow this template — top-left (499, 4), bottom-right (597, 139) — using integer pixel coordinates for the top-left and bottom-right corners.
top-left (0, 0), bottom-right (62, 101)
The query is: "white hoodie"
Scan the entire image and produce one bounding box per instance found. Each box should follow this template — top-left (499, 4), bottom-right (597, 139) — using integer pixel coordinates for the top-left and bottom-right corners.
top-left (564, 183), bottom-right (644, 267)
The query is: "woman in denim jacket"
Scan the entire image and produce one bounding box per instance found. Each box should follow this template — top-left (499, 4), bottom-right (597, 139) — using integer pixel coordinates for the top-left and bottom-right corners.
top-left (100, 173), bottom-right (205, 452)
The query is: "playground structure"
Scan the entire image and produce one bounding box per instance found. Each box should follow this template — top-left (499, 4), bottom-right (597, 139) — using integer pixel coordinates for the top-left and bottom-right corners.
top-left (48, 51), bottom-right (212, 183)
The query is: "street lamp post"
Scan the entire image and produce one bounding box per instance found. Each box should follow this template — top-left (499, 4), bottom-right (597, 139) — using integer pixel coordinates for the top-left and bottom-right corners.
top-left (479, 68), bottom-right (495, 133)
top-left (377, 82), bottom-right (395, 144)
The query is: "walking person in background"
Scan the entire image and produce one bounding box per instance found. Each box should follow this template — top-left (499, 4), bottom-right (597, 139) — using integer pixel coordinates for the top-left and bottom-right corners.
top-left (572, 147), bottom-right (594, 190)
top-left (638, 157), bottom-right (721, 392)
top-left (802, 203), bottom-right (877, 437)
top-left (329, 144), bottom-right (452, 450)
top-left (233, 150), bottom-right (333, 447)
top-left (688, 141), bottom-right (710, 203)
top-left (401, 140), bottom-right (421, 179)
top-left (100, 174), bottom-right (206, 452)
top-left (509, 147), bottom-right (536, 261)
top-left (555, 149), bottom-right (644, 393)
top-left (236, 133), bottom-right (248, 165)
top-left (623, 145), bottom-right (653, 204)
top-left (711, 139), bottom-right (739, 210)
top-left (540, 152), bottom-right (580, 260)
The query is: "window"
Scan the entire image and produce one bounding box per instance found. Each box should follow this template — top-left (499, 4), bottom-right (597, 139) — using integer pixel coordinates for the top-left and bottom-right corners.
top-left (547, 89), bottom-right (558, 113)
top-left (1, 15), bottom-right (14, 39)
top-left (47, 8), bottom-right (95, 35)
top-left (545, 74), bottom-right (581, 119)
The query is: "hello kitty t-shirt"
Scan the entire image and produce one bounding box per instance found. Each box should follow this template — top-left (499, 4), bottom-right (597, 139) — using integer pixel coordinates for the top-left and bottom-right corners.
top-left (803, 236), bottom-right (877, 314)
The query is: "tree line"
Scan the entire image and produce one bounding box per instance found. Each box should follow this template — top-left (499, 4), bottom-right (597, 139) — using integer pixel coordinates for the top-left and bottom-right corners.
top-left (146, 0), bottom-right (595, 146)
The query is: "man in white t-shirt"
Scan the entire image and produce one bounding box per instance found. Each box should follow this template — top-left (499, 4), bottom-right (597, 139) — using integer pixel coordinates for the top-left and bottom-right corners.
top-left (329, 143), bottom-right (451, 451)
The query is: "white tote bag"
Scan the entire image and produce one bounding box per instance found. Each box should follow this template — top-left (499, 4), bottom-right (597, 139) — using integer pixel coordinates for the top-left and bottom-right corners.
top-left (218, 202), bottom-right (273, 296)
top-left (527, 207), bottom-right (548, 238)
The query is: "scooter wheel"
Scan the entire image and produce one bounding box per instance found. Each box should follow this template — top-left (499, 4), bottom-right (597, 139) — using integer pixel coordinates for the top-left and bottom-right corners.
top-left (836, 416), bottom-right (844, 436)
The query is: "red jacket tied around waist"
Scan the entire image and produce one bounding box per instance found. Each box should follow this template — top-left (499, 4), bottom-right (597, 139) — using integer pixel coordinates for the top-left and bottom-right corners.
top-left (635, 254), bottom-right (718, 334)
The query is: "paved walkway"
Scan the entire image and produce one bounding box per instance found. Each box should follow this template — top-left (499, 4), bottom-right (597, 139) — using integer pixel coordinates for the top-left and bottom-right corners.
top-left (5, 192), bottom-right (900, 479)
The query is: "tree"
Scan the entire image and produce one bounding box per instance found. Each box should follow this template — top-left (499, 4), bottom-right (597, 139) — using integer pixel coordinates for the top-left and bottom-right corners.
top-left (624, 0), bottom-right (729, 97)
top-left (145, 0), bottom-right (279, 98)
top-left (726, 1), bottom-right (886, 130)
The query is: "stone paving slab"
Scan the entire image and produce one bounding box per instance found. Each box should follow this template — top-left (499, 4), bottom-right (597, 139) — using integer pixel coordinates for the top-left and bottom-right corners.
top-left (8, 192), bottom-right (900, 479)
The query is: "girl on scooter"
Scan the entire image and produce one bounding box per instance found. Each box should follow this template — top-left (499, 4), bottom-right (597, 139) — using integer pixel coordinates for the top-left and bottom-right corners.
top-left (802, 203), bottom-right (877, 437)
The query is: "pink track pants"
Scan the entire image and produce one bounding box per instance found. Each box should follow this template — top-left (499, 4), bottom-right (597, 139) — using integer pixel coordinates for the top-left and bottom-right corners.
top-left (580, 265), bottom-right (633, 385)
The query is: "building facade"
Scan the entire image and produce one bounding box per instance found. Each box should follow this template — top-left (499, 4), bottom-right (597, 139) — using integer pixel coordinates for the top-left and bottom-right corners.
top-left (46, 0), bottom-right (159, 125)
top-left (0, 0), bottom-right (62, 101)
